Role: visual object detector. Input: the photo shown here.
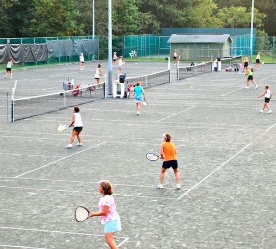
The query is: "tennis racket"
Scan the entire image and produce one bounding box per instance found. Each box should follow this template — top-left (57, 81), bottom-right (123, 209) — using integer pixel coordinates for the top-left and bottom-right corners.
top-left (57, 124), bottom-right (69, 132)
top-left (75, 206), bottom-right (90, 222)
top-left (143, 100), bottom-right (148, 106)
top-left (146, 152), bottom-right (160, 161)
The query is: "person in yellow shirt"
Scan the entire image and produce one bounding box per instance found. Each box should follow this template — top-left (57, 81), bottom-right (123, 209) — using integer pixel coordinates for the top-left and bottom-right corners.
top-left (158, 133), bottom-right (181, 189)
top-left (245, 66), bottom-right (258, 89)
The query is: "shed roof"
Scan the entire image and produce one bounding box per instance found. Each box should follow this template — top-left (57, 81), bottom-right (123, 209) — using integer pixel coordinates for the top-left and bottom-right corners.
top-left (168, 34), bottom-right (232, 44)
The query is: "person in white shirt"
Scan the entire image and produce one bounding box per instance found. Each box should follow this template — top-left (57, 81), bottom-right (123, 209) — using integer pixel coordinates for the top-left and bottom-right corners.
top-left (117, 56), bottom-right (124, 73)
top-left (5, 58), bottom-right (13, 79)
top-left (95, 64), bottom-right (103, 87)
top-left (255, 52), bottom-right (261, 69)
top-left (112, 52), bottom-right (118, 66)
top-left (79, 53), bottom-right (84, 70)
top-left (258, 84), bottom-right (272, 114)
top-left (67, 106), bottom-right (83, 148)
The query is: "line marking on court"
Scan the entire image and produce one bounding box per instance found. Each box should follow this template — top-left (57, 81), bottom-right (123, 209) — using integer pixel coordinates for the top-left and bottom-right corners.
top-left (177, 143), bottom-right (251, 200)
top-left (0, 185), bottom-right (177, 200)
top-left (259, 73), bottom-right (276, 81)
top-left (0, 226), bottom-right (129, 241)
top-left (14, 141), bottom-right (106, 178)
top-left (0, 245), bottom-right (47, 249)
top-left (220, 87), bottom-right (244, 96)
top-left (155, 106), bottom-right (195, 122)
top-left (266, 122), bottom-right (276, 132)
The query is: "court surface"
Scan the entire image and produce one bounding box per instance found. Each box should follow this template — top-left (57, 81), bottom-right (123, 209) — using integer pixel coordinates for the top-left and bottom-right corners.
top-left (0, 61), bottom-right (275, 248)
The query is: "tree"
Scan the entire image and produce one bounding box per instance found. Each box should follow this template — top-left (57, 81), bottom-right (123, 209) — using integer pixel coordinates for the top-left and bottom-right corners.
top-left (29, 0), bottom-right (81, 36)
top-left (217, 6), bottom-right (265, 29)
top-left (185, 0), bottom-right (221, 28)
top-left (137, 0), bottom-right (220, 29)
top-left (0, 0), bottom-right (20, 37)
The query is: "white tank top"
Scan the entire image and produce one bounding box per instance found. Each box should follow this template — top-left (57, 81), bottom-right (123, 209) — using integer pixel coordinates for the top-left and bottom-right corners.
top-left (265, 89), bottom-right (271, 98)
top-left (74, 113), bottom-right (83, 127)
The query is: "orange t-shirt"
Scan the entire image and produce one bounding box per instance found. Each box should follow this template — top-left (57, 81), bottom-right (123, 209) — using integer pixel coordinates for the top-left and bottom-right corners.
top-left (161, 141), bottom-right (177, 161)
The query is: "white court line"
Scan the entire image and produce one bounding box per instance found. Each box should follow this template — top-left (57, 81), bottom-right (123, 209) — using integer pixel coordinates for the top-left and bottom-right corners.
top-left (0, 245), bottom-right (46, 249)
top-left (0, 226), bottom-right (129, 240)
top-left (259, 73), bottom-right (276, 81)
top-left (177, 143), bottom-right (251, 200)
top-left (0, 185), bottom-right (176, 200)
top-left (266, 122), bottom-right (276, 132)
top-left (14, 142), bottom-right (106, 178)
top-left (155, 106), bottom-right (195, 122)
top-left (220, 87), bottom-right (244, 96)
top-left (0, 152), bottom-right (60, 158)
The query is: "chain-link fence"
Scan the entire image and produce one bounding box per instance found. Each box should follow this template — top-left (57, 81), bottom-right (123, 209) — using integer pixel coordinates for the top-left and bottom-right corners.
top-left (0, 36), bottom-right (99, 66)
top-left (1, 34), bottom-right (276, 66)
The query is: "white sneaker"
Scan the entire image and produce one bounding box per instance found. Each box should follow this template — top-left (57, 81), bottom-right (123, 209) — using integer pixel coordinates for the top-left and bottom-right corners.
top-left (255, 85), bottom-right (258, 89)
top-left (157, 183), bottom-right (164, 189)
top-left (245, 86), bottom-right (249, 89)
top-left (66, 144), bottom-right (73, 149)
top-left (176, 184), bottom-right (181, 189)
top-left (260, 110), bottom-right (264, 113)
top-left (76, 143), bottom-right (82, 146)
top-left (268, 110), bottom-right (272, 114)
top-left (136, 112), bottom-right (140, 115)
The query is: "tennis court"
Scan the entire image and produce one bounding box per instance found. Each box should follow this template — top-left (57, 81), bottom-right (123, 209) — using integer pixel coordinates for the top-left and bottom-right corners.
top-left (0, 61), bottom-right (275, 248)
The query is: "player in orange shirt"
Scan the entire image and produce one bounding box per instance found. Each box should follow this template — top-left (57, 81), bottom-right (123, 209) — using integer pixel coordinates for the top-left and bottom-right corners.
top-left (157, 133), bottom-right (181, 189)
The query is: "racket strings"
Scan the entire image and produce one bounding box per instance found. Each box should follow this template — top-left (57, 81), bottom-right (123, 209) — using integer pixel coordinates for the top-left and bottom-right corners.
top-left (75, 206), bottom-right (89, 222)
top-left (146, 153), bottom-right (159, 161)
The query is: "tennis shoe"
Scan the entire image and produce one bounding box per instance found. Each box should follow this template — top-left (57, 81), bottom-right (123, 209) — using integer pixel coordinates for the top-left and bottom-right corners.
top-left (268, 110), bottom-right (272, 114)
top-left (176, 184), bottom-right (181, 189)
top-left (260, 109), bottom-right (264, 113)
top-left (245, 86), bottom-right (249, 89)
top-left (66, 144), bottom-right (73, 149)
top-left (76, 143), bottom-right (82, 146)
top-left (157, 183), bottom-right (164, 189)
top-left (136, 112), bottom-right (140, 115)
top-left (255, 85), bottom-right (258, 89)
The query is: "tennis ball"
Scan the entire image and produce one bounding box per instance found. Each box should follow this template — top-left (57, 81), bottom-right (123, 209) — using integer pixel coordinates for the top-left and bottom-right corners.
top-left (190, 85), bottom-right (193, 88)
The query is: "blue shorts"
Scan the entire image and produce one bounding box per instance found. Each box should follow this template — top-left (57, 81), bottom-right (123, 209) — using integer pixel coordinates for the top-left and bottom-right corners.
top-left (104, 219), bottom-right (122, 233)
top-left (135, 96), bottom-right (143, 103)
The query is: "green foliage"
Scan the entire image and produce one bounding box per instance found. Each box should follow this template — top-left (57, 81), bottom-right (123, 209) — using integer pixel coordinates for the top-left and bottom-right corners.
top-left (0, 0), bottom-right (276, 38)
top-left (30, 0), bottom-right (82, 36)
top-left (185, 0), bottom-right (221, 28)
top-left (217, 6), bottom-right (265, 29)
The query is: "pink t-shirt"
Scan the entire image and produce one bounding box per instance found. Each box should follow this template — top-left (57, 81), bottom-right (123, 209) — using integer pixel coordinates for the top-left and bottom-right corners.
top-left (98, 195), bottom-right (120, 224)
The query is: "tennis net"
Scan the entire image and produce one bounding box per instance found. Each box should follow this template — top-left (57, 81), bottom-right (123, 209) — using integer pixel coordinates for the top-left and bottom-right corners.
top-left (125, 69), bottom-right (170, 89)
top-left (11, 82), bottom-right (105, 122)
top-left (177, 61), bottom-right (212, 81)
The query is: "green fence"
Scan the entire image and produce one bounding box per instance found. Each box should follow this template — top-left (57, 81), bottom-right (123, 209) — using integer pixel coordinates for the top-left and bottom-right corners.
top-left (1, 34), bottom-right (276, 66)
top-left (123, 35), bottom-right (170, 58)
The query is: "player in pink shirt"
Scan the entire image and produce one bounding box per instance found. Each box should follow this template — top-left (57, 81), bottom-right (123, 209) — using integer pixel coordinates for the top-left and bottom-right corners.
top-left (89, 180), bottom-right (121, 249)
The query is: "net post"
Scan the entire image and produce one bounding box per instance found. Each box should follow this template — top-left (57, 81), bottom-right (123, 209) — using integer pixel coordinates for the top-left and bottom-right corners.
top-left (63, 90), bottom-right (66, 108)
top-left (11, 98), bottom-right (14, 122)
top-left (11, 80), bottom-right (17, 122)
top-left (103, 82), bottom-right (106, 99)
top-left (6, 92), bottom-right (9, 123)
